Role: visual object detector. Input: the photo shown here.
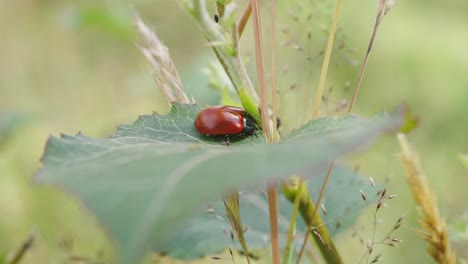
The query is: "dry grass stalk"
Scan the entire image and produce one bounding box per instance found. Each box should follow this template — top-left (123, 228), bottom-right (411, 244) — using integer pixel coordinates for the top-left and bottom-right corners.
top-left (135, 15), bottom-right (190, 104)
top-left (222, 192), bottom-right (251, 264)
top-left (348, 0), bottom-right (395, 112)
top-left (397, 133), bottom-right (456, 264)
top-left (237, 0), bottom-right (252, 37)
top-left (250, 0), bottom-right (280, 262)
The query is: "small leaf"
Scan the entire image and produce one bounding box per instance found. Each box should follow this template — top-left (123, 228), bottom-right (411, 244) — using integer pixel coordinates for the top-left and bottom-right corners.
top-left (36, 103), bottom-right (404, 263)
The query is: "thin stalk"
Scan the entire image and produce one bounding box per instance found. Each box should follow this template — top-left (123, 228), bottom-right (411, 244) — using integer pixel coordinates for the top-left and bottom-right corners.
top-left (251, 1), bottom-right (278, 263)
top-left (6, 231), bottom-right (35, 264)
top-left (271, 0), bottom-right (278, 141)
top-left (295, 1), bottom-right (343, 263)
top-left (223, 192), bottom-right (251, 264)
top-left (238, 0), bottom-right (252, 38)
top-left (309, 0), bottom-right (343, 120)
top-left (348, 1), bottom-right (385, 113)
top-left (251, 0), bottom-right (271, 141)
top-left (283, 178), bottom-right (304, 264)
top-left (267, 183), bottom-right (280, 264)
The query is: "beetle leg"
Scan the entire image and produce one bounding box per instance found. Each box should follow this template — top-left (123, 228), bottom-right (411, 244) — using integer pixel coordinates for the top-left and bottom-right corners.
top-left (220, 135), bottom-right (231, 146)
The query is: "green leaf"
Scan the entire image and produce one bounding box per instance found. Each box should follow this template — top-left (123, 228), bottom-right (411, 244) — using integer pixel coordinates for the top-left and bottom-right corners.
top-left (114, 103), bottom-right (265, 145)
top-left (36, 103), bottom-right (404, 263)
top-left (154, 165), bottom-right (377, 259)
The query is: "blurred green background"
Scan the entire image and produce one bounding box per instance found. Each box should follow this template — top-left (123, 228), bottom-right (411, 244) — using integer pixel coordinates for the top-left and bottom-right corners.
top-left (0, 0), bottom-right (466, 263)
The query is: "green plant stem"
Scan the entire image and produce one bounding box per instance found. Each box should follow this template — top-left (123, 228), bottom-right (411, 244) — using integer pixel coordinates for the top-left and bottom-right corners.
top-left (282, 177), bottom-right (304, 264)
top-left (282, 177), bottom-right (343, 264)
top-left (189, 0), bottom-right (261, 123)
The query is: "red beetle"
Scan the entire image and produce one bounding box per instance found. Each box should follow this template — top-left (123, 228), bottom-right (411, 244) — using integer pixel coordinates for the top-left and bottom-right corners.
top-left (194, 106), bottom-right (258, 142)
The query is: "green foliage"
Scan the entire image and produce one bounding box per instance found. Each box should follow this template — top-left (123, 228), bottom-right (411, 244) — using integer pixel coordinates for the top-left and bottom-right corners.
top-left (36, 103), bottom-right (403, 263)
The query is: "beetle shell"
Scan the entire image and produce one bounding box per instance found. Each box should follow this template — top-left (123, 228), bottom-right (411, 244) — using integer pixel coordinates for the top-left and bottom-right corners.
top-left (194, 106), bottom-right (247, 135)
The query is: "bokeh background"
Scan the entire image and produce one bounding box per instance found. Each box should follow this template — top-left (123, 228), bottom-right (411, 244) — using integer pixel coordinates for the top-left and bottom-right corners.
top-left (0, 0), bottom-right (467, 263)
